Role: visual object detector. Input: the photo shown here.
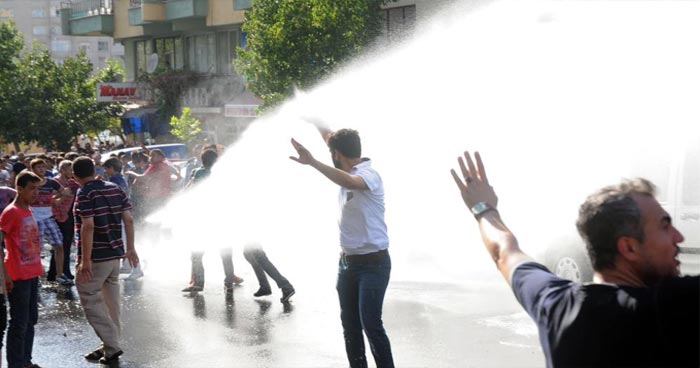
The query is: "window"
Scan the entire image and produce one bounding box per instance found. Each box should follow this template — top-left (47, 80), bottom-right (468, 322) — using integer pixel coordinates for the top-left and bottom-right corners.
top-left (51, 39), bottom-right (72, 53)
top-left (79, 42), bottom-right (91, 53)
top-left (32, 8), bottom-right (46, 18)
top-left (98, 41), bottom-right (109, 52)
top-left (0, 8), bottom-right (14, 18)
top-left (32, 26), bottom-right (49, 36)
top-left (135, 37), bottom-right (184, 78)
top-left (382, 5), bottom-right (416, 43)
top-left (187, 34), bottom-right (216, 73)
top-left (216, 30), bottom-right (238, 75)
top-left (51, 6), bottom-right (60, 17)
top-left (51, 26), bottom-right (62, 35)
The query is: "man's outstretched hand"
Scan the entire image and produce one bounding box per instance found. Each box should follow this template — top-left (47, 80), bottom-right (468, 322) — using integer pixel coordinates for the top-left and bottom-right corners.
top-left (290, 138), bottom-right (317, 166)
top-left (450, 151), bottom-right (498, 212)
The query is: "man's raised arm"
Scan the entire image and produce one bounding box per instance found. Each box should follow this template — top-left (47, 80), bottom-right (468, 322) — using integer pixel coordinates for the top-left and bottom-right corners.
top-left (450, 151), bottom-right (532, 283)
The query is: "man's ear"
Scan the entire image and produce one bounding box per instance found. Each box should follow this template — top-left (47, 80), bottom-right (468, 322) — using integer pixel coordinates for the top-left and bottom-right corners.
top-left (616, 236), bottom-right (641, 262)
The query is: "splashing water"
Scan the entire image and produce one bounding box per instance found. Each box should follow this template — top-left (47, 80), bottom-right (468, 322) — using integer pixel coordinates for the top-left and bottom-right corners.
top-left (143, 0), bottom-right (700, 286)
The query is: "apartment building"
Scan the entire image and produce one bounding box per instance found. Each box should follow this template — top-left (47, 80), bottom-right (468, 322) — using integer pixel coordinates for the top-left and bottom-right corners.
top-left (59, 0), bottom-right (454, 144)
top-left (0, 0), bottom-right (123, 68)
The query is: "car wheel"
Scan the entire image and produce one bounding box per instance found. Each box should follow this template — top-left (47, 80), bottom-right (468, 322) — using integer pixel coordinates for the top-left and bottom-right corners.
top-left (545, 244), bottom-right (594, 282)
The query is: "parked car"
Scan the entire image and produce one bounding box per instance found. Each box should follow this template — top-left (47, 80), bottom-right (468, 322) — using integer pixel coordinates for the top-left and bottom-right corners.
top-left (544, 137), bottom-right (700, 281)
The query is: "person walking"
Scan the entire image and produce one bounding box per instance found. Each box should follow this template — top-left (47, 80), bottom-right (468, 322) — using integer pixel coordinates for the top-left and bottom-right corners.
top-left (47, 160), bottom-right (79, 282)
top-left (243, 243), bottom-right (295, 303)
top-left (73, 157), bottom-right (139, 365)
top-left (181, 149), bottom-right (243, 293)
top-left (290, 128), bottom-right (394, 368)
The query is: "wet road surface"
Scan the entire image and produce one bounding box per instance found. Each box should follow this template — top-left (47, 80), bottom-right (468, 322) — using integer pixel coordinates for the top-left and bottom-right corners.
top-left (31, 270), bottom-right (543, 368)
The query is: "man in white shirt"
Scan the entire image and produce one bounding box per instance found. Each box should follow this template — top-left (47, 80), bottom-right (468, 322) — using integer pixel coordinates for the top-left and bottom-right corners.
top-left (291, 128), bottom-right (394, 368)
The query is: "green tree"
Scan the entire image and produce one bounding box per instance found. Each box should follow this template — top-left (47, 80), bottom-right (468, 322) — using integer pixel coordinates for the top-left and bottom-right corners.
top-left (0, 21), bottom-right (26, 151)
top-left (235, 0), bottom-right (393, 109)
top-left (169, 107), bottom-right (202, 142)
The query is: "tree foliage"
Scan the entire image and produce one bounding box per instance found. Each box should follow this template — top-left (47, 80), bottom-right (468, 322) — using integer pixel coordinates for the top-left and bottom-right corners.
top-left (235, 0), bottom-right (392, 109)
top-left (0, 22), bottom-right (125, 151)
top-left (169, 107), bottom-right (202, 142)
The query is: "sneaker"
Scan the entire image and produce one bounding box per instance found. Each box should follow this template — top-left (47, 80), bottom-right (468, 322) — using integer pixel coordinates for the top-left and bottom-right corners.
top-left (83, 349), bottom-right (104, 361)
top-left (280, 288), bottom-right (295, 303)
top-left (119, 262), bottom-right (132, 274)
top-left (126, 268), bottom-right (144, 280)
top-left (253, 287), bottom-right (272, 297)
top-left (24, 363), bottom-right (42, 368)
top-left (57, 275), bottom-right (74, 286)
top-left (181, 285), bottom-right (203, 292)
top-left (98, 350), bottom-right (123, 364)
top-left (232, 275), bottom-right (244, 285)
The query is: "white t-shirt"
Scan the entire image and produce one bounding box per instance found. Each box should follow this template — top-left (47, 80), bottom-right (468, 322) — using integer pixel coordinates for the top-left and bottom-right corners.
top-left (338, 159), bottom-right (389, 255)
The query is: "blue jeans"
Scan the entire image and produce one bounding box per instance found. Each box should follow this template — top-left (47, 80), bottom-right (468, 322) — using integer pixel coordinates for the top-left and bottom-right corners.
top-left (336, 253), bottom-right (394, 368)
top-left (7, 278), bottom-right (38, 368)
top-left (243, 247), bottom-right (292, 291)
top-left (190, 248), bottom-right (235, 287)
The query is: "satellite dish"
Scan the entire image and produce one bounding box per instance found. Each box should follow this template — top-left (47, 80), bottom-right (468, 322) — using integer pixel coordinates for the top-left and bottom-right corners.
top-left (146, 53), bottom-right (158, 73)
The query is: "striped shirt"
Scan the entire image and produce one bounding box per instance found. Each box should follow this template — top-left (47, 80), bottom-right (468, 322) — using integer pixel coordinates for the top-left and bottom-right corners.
top-left (74, 179), bottom-right (132, 262)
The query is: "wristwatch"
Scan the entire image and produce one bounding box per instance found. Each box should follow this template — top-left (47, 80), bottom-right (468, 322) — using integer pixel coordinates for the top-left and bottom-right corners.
top-left (470, 202), bottom-right (496, 219)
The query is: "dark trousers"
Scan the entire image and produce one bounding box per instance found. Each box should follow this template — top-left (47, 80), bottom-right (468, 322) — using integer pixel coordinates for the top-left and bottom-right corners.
top-left (337, 253), bottom-right (394, 368)
top-left (243, 247), bottom-right (292, 291)
top-left (190, 248), bottom-right (234, 287)
top-left (7, 278), bottom-right (38, 368)
top-left (0, 294), bottom-right (7, 348)
top-left (48, 219), bottom-right (74, 279)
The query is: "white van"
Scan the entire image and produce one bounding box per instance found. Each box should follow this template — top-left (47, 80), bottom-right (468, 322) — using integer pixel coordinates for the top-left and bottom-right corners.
top-left (545, 137), bottom-right (700, 282)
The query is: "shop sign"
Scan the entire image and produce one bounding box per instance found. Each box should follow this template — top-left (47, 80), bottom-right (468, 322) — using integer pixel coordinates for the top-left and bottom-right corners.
top-left (224, 104), bottom-right (258, 118)
top-left (97, 83), bottom-right (142, 102)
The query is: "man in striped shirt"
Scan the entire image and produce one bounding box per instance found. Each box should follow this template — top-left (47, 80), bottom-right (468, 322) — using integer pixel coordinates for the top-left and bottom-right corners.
top-left (73, 157), bottom-right (139, 365)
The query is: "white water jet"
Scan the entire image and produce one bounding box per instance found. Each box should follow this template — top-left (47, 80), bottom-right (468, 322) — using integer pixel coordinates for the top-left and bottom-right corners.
top-left (141, 0), bottom-right (700, 287)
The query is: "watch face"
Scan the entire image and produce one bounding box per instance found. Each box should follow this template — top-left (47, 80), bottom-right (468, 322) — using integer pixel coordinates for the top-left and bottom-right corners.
top-left (471, 202), bottom-right (491, 216)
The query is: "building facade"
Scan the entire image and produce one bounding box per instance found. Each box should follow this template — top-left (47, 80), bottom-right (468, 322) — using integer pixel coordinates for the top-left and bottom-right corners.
top-left (0, 0), bottom-right (124, 68)
top-left (60, 0), bottom-right (453, 145)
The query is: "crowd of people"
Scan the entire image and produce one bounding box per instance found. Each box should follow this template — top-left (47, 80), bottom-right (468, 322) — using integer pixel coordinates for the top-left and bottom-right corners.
top-left (0, 142), bottom-right (274, 367)
top-left (0, 127), bottom-right (697, 368)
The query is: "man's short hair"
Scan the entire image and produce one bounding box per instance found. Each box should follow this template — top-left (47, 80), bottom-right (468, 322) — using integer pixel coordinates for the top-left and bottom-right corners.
top-left (58, 160), bottom-right (72, 172)
top-left (201, 149), bottom-right (218, 168)
top-left (328, 129), bottom-right (362, 158)
top-left (576, 178), bottom-right (656, 271)
top-left (73, 157), bottom-right (96, 179)
top-left (29, 158), bottom-right (46, 169)
top-left (103, 157), bottom-right (122, 172)
top-left (150, 149), bottom-right (165, 159)
top-left (16, 171), bottom-right (41, 188)
top-left (64, 152), bottom-right (79, 161)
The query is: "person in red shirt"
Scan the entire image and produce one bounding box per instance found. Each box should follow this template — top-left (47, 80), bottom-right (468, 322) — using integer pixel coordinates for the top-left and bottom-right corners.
top-left (0, 171), bottom-right (44, 368)
top-left (127, 149), bottom-right (180, 215)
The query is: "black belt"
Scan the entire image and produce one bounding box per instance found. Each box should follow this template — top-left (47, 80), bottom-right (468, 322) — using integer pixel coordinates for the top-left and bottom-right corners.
top-left (342, 249), bottom-right (388, 264)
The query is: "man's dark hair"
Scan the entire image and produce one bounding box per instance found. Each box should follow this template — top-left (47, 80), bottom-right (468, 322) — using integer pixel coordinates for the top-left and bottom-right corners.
top-left (201, 149), bottom-right (218, 168)
top-left (328, 129), bottom-right (362, 158)
top-left (64, 152), bottom-right (79, 161)
top-left (16, 171), bottom-right (41, 188)
top-left (150, 149), bottom-right (165, 158)
top-left (576, 178), bottom-right (656, 271)
top-left (29, 158), bottom-right (46, 169)
top-left (72, 157), bottom-right (96, 179)
top-left (103, 157), bottom-right (122, 173)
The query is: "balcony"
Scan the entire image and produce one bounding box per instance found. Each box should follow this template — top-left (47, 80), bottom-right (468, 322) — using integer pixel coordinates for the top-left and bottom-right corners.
top-left (165, 0), bottom-right (208, 21)
top-left (233, 0), bottom-right (251, 10)
top-left (128, 0), bottom-right (166, 26)
top-left (60, 0), bottom-right (113, 36)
